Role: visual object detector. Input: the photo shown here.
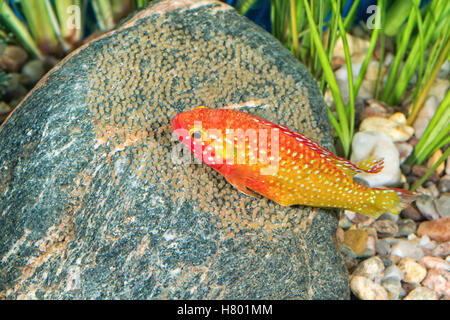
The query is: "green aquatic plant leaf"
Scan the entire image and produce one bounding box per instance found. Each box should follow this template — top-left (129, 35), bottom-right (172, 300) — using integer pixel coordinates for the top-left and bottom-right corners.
top-left (236, 0), bottom-right (259, 15)
top-left (92, 0), bottom-right (114, 31)
top-left (407, 90), bottom-right (450, 166)
top-left (0, 0), bottom-right (43, 58)
top-left (383, 0), bottom-right (413, 37)
top-left (302, 0), bottom-right (351, 157)
top-left (408, 28), bottom-right (450, 125)
top-left (410, 146), bottom-right (450, 192)
top-left (390, 0), bottom-right (450, 105)
top-left (381, 1), bottom-right (418, 103)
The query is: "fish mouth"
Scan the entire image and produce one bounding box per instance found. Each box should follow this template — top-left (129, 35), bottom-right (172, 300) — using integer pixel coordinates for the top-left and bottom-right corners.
top-left (171, 114), bottom-right (189, 145)
top-left (171, 115), bottom-right (180, 132)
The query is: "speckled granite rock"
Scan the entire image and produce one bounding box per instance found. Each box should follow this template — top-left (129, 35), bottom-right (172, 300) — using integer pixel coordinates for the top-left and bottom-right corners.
top-left (0, 0), bottom-right (349, 299)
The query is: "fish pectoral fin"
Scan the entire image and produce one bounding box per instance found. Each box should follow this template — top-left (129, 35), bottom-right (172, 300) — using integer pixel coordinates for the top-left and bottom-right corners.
top-left (225, 176), bottom-right (261, 199)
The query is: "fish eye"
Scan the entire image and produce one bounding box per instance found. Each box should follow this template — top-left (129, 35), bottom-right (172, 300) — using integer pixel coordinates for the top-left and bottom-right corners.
top-left (190, 129), bottom-right (203, 140)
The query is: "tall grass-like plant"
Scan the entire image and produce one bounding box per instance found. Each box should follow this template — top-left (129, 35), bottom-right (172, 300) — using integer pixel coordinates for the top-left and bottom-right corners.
top-left (380, 0), bottom-right (449, 182)
top-left (270, 0), bottom-right (383, 158)
top-left (410, 146), bottom-right (449, 192)
top-left (54, 0), bottom-right (83, 49)
top-left (380, 0), bottom-right (419, 104)
top-left (236, 0), bottom-right (259, 15)
top-left (303, 0), bottom-right (350, 157)
top-left (406, 90), bottom-right (450, 167)
top-left (263, 0), bottom-right (450, 192)
top-left (0, 0), bottom-right (150, 58)
top-left (0, 0), bottom-right (43, 58)
top-left (92, 0), bottom-right (114, 31)
top-left (407, 32), bottom-right (450, 124)
top-left (381, 0), bottom-right (450, 109)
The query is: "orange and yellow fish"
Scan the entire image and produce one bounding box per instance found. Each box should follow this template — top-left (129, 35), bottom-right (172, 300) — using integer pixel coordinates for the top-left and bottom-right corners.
top-left (171, 107), bottom-right (416, 218)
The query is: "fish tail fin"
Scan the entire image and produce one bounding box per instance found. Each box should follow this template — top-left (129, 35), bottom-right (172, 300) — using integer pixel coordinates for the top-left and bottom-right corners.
top-left (367, 188), bottom-right (417, 218)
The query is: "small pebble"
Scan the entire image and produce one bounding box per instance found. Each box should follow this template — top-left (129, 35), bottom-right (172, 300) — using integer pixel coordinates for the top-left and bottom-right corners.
top-left (353, 256), bottom-right (385, 280)
top-left (417, 217), bottom-right (450, 242)
top-left (422, 268), bottom-right (450, 297)
top-left (360, 100), bottom-right (390, 120)
top-left (446, 156), bottom-right (450, 175)
top-left (338, 215), bottom-right (353, 230)
top-left (422, 182), bottom-right (440, 199)
top-left (391, 240), bottom-right (424, 260)
top-left (438, 175), bottom-right (450, 193)
top-left (344, 210), bottom-right (374, 226)
top-left (419, 256), bottom-right (450, 271)
top-left (350, 275), bottom-right (389, 300)
top-left (401, 164), bottom-right (412, 175)
top-left (375, 239), bottom-right (391, 256)
top-left (380, 257), bottom-right (393, 267)
top-left (401, 206), bottom-right (423, 221)
top-left (395, 142), bottom-right (413, 164)
top-left (377, 212), bottom-right (400, 222)
top-left (336, 226), bottom-right (344, 243)
top-left (428, 78), bottom-right (450, 102)
top-left (396, 219), bottom-right (417, 237)
top-left (359, 113), bottom-right (414, 142)
top-left (418, 235), bottom-right (436, 251)
top-left (343, 229), bottom-right (368, 255)
top-left (0, 101), bottom-right (11, 115)
top-left (372, 219), bottom-right (398, 237)
top-left (413, 95), bottom-right (438, 139)
top-left (412, 165), bottom-right (440, 183)
top-left (3, 73), bottom-right (28, 99)
top-left (402, 282), bottom-right (419, 294)
top-left (360, 234), bottom-right (377, 258)
top-left (0, 45), bottom-right (28, 72)
top-left (333, 33), bottom-right (371, 58)
top-left (411, 165), bottom-right (428, 177)
top-left (383, 265), bottom-right (404, 282)
top-left (426, 149), bottom-right (445, 175)
top-left (398, 257), bottom-right (427, 284)
top-left (334, 53), bottom-right (380, 103)
top-left (408, 233), bottom-right (418, 241)
top-left (381, 278), bottom-right (402, 300)
top-left (21, 59), bottom-right (47, 84)
top-left (338, 244), bottom-right (358, 271)
top-left (435, 193), bottom-right (450, 218)
top-left (431, 241), bottom-right (450, 257)
top-left (415, 195), bottom-right (440, 220)
top-left (403, 286), bottom-right (439, 300)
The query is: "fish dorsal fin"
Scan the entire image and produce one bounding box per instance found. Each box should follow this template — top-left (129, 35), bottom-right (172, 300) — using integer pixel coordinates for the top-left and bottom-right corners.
top-left (356, 157), bottom-right (384, 173)
top-left (325, 155), bottom-right (384, 177)
top-left (263, 120), bottom-right (384, 177)
top-left (289, 132), bottom-right (385, 176)
top-left (284, 129), bottom-right (385, 177)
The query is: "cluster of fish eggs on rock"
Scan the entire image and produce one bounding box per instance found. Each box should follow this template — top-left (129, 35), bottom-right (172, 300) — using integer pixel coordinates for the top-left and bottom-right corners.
top-left (84, 12), bottom-right (330, 239)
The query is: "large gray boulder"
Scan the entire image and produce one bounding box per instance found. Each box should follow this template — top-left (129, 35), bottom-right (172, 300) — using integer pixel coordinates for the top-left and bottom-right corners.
top-left (0, 0), bottom-right (349, 299)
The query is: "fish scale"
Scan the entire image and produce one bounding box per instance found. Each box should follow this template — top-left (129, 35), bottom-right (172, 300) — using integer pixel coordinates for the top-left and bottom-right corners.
top-left (172, 107), bottom-right (416, 218)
